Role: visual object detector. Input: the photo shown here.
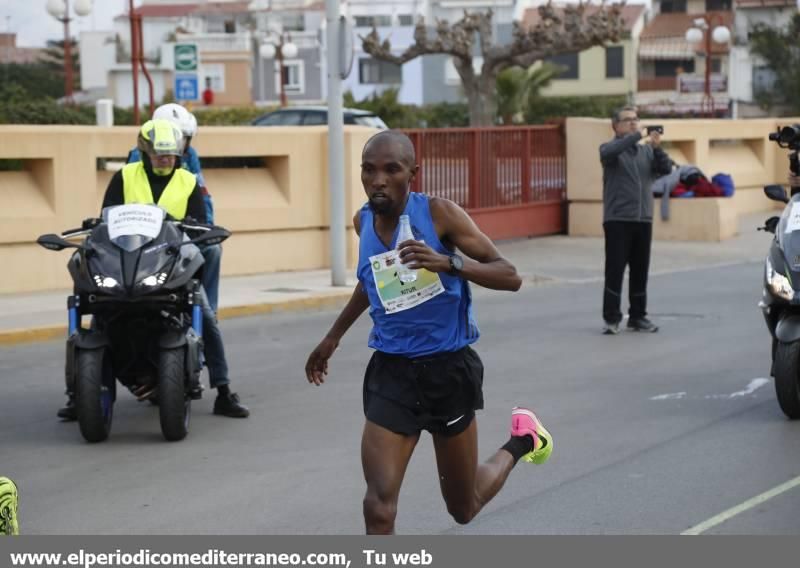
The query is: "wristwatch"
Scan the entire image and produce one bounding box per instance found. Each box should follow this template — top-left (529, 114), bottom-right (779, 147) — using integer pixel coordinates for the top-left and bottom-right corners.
top-left (448, 254), bottom-right (464, 275)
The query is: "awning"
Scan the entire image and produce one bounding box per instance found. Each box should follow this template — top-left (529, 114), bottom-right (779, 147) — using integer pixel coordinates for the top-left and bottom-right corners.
top-left (639, 37), bottom-right (695, 60)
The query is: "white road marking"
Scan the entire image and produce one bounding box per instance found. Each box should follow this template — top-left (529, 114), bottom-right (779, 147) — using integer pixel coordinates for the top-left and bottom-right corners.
top-left (682, 474), bottom-right (800, 535)
top-left (652, 378), bottom-right (771, 402)
top-left (704, 378), bottom-right (771, 399)
top-left (650, 392), bottom-right (686, 400)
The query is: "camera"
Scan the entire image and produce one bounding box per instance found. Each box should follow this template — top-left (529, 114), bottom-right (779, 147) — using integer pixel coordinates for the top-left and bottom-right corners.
top-left (769, 124), bottom-right (800, 150)
top-left (646, 125), bottom-right (664, 135)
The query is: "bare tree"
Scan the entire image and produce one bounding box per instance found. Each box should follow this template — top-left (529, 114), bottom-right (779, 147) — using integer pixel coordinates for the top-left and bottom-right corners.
top-left (361, 3), bottom-right (626, 126)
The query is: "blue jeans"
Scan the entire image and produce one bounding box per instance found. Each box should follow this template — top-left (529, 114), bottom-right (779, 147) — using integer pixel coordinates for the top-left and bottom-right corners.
top-left (200, 244), bottom-right (222, 314)
top-left (199, 286), bottom-right (229, 389)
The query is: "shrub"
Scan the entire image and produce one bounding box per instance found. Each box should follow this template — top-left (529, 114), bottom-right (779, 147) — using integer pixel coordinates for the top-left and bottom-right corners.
top-left (525, 95), bottom-right (628, 123)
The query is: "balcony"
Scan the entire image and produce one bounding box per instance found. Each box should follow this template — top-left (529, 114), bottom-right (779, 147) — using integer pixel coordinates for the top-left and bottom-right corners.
top-left (638, 77), bottom-right (678, 91)
top-left (175, 32), bottom-right (252, 53)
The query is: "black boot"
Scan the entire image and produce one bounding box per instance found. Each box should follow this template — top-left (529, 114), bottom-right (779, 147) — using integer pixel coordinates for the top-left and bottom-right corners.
top-left (213, 392), bottom-right (249, 418)
top-left (57, 397), bottom-right (77, 421)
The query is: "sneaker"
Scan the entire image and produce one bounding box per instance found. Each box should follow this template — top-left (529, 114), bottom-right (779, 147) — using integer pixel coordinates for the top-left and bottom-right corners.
top-left (510, 407), bottom-right (553, 465)
top-left (603, 322), bottom-right (620, 335)
top-left (627, 317), bottom-right (659, 333)
top-left (213, 392), bottom-right (250, 418)
top-left (56, 398), bottom-right (77, 421)
top-left (0, 477), bottom-right (19, 535)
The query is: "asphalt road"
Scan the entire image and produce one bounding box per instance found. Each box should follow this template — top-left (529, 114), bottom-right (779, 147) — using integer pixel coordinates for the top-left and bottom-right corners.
top-left (2, 260), bottom-right (799, 535)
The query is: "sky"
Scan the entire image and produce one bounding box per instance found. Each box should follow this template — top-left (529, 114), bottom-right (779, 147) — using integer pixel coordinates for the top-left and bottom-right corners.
top-left (2, 0), bottom-right (127, 48)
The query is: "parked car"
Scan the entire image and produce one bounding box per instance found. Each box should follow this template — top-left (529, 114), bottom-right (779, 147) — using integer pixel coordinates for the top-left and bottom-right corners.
top-left (251, 106), bottom-right (388, 129)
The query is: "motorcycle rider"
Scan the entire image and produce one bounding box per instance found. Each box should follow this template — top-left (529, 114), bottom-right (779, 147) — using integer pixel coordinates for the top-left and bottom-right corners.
top-left (57, 119), bottom-right (249, 419)
top-left (127, 103), bottom-right (222, 314)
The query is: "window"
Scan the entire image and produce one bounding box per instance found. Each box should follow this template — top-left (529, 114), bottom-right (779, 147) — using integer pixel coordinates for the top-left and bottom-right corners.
top-left (710, 57), bottom-right (722, 73)
top-left (255, 111), bottom-right (303, 126)
top-left (274, 60), bottom-right (305, 94)
top-left (224, 20), bottom-right (236, 33)
top-left (546, 53), bottom-right (579, 79)
top-left (303, 112), bottom-right (327, 125)
top-left (354, 15), bottom-right (392, 27)
top-left (705, 0), bottom-right (731, 10)
top-left (398, 14), bottom-right (414, 26)
top-left (201, 63), bottom-right (225, 92)
top-left (359, 58), bottom-right (401, 84)
top-left (605, 46), bottom-right (624, 78)
top-left (654, 59), bottom-right (694, 77)
top-left (282, 13), bottom-right (305, 31)
top-left (354, 115), bottom-right (388, 128)
top-left (753, 66), bottom-right (776, 96)
top-left (660, 0), bottom-right (687, 12)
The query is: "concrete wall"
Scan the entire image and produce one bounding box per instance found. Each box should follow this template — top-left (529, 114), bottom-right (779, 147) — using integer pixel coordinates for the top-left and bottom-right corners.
top-left (0, 126), bottom-right (376, 294)
top-left (566, 117), bottom-right (799, 241)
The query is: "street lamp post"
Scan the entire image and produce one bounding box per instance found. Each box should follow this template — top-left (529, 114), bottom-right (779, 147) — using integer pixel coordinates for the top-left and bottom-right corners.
top-left (685, 14), bottom-right (731, 118)
top-left (45, 0), bottom-right (92, 104)
top-left (259, 33), bottom-right (298, 107)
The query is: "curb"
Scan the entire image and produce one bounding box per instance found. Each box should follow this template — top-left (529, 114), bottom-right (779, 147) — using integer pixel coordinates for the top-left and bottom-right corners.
top-left (0, 292), bottom-right (352, 347)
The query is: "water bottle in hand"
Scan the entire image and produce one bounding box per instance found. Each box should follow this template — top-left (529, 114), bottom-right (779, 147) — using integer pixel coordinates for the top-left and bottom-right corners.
top-left (396, 215), bottom-right (418, 284)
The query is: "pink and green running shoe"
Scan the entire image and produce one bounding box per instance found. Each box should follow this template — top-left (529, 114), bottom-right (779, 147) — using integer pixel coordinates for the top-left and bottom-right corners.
top-left (511, 407), bottom-right (553, 465)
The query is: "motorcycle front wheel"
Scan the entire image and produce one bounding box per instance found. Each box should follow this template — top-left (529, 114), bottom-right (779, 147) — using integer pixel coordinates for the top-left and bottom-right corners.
top-left (76, 348), bottom-right (114, 443)
top-left (158, 347), bottom-right (190, 442)
top-left (773, 341), bottom-right (800, 419)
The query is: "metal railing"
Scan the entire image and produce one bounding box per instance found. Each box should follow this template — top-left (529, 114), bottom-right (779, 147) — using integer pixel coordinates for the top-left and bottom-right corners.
top-left (402, 126), bottom-right (567, 211)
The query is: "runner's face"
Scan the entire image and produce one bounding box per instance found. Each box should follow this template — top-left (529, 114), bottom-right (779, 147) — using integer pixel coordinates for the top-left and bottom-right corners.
top-left (361, 142), bottom-right (416, 215)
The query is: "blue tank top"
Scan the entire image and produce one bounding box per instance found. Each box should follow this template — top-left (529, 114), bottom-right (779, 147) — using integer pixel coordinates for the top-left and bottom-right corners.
top-left (357, 192), bottom-right (479, 358)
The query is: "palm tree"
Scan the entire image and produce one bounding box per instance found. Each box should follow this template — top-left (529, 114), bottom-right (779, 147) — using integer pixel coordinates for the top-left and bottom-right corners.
top-left (496, 63), bottom-right (563, 125)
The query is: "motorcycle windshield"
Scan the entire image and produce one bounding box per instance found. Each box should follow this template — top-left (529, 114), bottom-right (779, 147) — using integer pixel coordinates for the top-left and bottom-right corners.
top-left (86, 218), bottom-right (184, 293)
top-left (101, 204), bottom-right (166, 252)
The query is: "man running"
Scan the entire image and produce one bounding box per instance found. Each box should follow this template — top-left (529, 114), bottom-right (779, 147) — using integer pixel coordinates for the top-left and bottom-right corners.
top-left (304, 131), bottom-right (553, 534)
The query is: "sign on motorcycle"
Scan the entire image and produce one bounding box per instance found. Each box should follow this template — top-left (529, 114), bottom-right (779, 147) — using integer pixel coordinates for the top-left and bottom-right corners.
top-left (107, 204), bottom-right (164, 241)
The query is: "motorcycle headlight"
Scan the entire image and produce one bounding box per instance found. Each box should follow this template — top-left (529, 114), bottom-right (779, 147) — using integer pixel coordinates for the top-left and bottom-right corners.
top-left (766, 258), bottom-right (794, 301)
top-left (139, 272), bottom-right (168, 287)
top-left (92, 274), bottom-right (119, 289)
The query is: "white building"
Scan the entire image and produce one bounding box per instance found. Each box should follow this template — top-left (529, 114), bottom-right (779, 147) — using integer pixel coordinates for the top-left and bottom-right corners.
top-left (728, 0), bottom-right (796, 117)
top-left (336, 0), bottom-right (425, 105)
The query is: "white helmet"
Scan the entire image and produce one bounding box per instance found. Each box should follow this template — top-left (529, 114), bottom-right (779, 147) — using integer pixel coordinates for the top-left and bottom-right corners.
top-left (152, 103), bottom-right (198, 138)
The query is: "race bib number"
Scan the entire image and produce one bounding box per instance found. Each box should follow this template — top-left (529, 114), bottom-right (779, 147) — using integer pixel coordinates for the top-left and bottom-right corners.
top-left (369, 250), bottom-right (445, 314)
top-left (786, 203), bottom-right (800, 234)
top-left (107, 204), bottom-right (164, 241)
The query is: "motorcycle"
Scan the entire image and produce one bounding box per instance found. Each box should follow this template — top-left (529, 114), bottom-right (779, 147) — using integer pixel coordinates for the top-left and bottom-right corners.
top-left (37, 204), bottom-right (230, 442)
top-left (760, 124), bottom-right (800, 419)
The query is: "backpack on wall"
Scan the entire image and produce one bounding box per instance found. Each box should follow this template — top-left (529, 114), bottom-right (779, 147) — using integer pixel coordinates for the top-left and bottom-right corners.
top-left (711, 173), bottom-right (735, 197)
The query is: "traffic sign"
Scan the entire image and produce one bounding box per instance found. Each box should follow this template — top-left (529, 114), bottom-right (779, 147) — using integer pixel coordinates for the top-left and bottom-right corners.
top-left (174, 44), bottom-right (198, 72)
top-left (174, 74), bottom-right (199, 101)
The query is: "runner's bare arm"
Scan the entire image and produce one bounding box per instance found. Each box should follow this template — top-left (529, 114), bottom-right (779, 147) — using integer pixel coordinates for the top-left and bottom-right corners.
top-left (397, 198), bottom-right (521, 291)
top-left (304, 212), bottom-right (370, 385)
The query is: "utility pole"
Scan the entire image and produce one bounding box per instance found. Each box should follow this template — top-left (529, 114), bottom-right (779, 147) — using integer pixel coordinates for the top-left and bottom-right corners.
top-left (326, 0), bottom-right (347, 286)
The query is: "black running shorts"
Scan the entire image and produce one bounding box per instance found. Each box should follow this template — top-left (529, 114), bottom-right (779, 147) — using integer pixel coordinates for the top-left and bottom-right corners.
top-left (362, 346), bottom-right (485, 437)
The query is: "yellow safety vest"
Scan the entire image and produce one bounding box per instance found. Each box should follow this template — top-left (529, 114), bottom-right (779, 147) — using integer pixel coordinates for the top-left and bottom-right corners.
top-left (121, 162), bottom-right (196, 221)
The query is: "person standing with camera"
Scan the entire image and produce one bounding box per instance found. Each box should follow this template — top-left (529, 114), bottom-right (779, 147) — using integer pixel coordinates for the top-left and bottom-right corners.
top-left (599, 106), bottom-right (673, 335)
